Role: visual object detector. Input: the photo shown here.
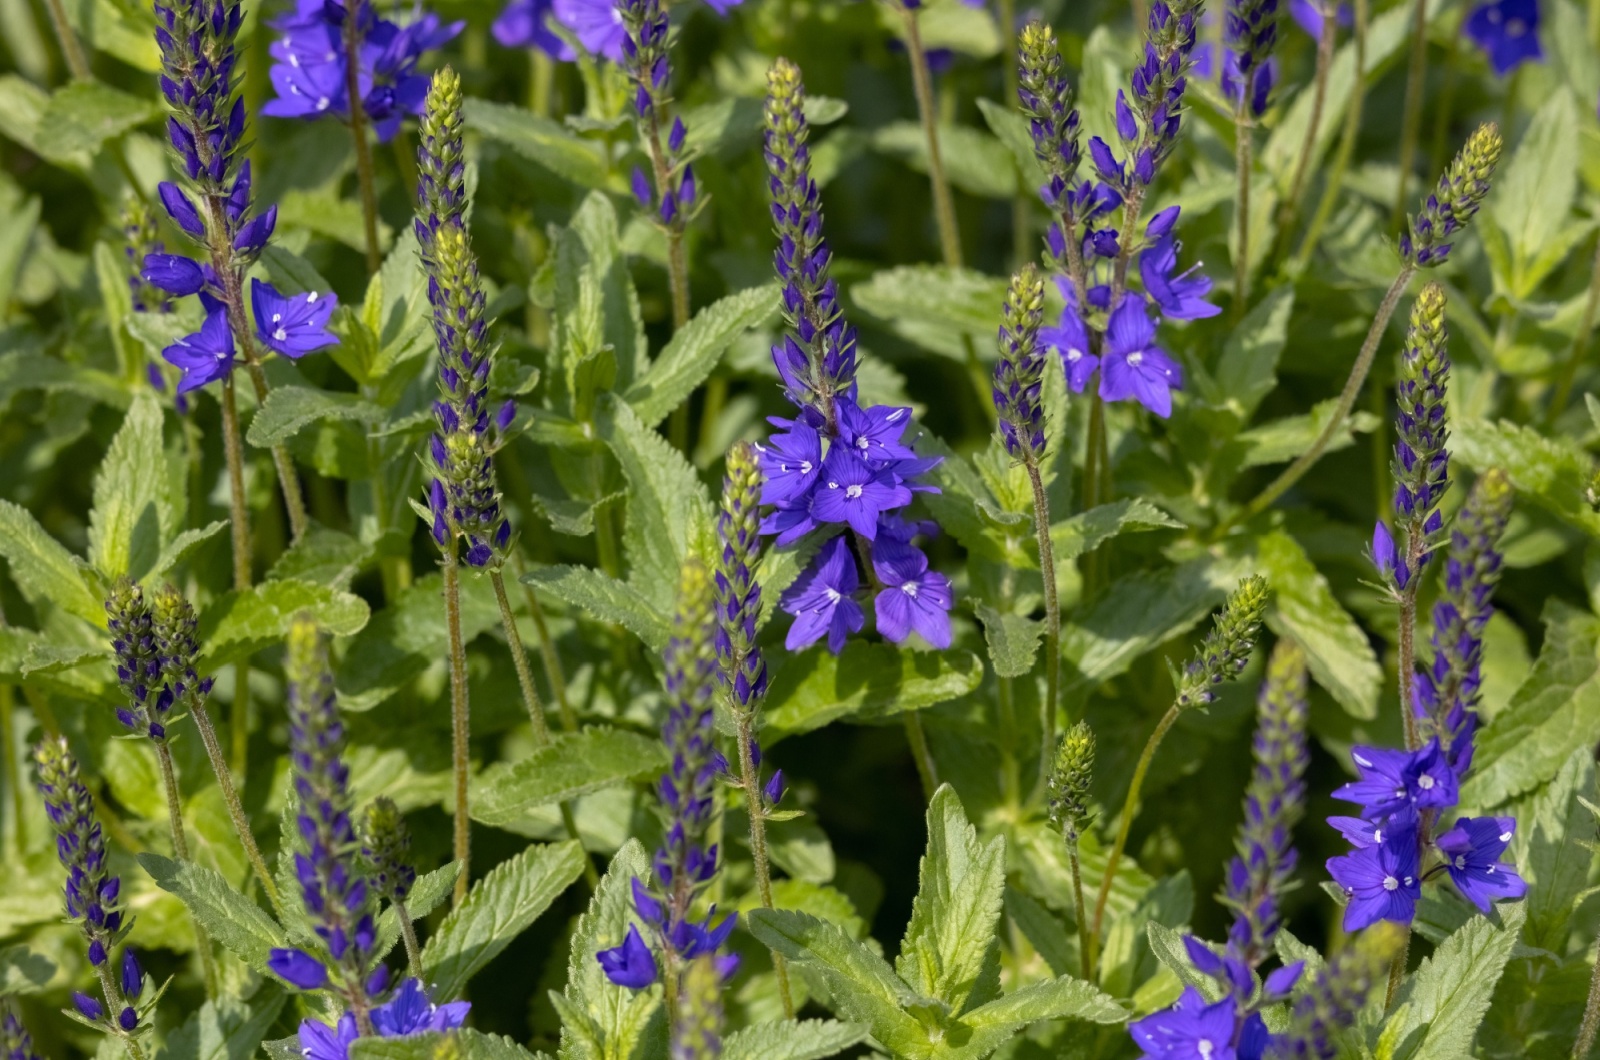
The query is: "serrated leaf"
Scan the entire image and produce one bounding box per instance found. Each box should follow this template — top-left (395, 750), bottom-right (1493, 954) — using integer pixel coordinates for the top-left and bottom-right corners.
top-left (246, 386), bottom-right (383, 448)
top-left (957, 973), bottom-right (1125, 1032)
top-left (199, 579), bottom-right (371, 667)
top-left (521, 564), bottom-right (671, 650)
top-left (421, 840), bottom-right (585, 1001)
top-left (471, 728), bottom-right (668, 828)
top-left (1146, 922), bottom-right (1222, 998)
top-left (852, 266), bottom-right (1008, 362)
top-left (1202, 286), bottom-right (1295, 425)
top-left (156, 991), bottom-right (289, 1060)
top-left (464, 98), bottom-right (612, 190)
top-left (972, 604), bottom-right (1042, 679)
top-left (1464, 600), bottom-right (1600, 808)
top-left (974, 97), bottom-right (1045, 190)
top-left (0, 944), bottom-right (55, 994)
top-left (0, 499), bottom-right (102, 624)
top-left (138, 853), bottom-right (286, 969)
top-left (353, 1031), bottom-right (550, 1060)
top-left (149, 520), bottom-right (229, 582)
top-left (1051, 498), bottom-right (1185, 563)
top-left (1383, 903), bottom-right (1524, 1060)
top-left (1490, 87), bottom-right (1581, 299)
top-left (555, 840), bottom-right (663, 1060)
top-left (39, 80), bottom-right (161, 156)
top-left (898, 786), bottom-right (1007, 1014)
top-left (1453, 418), bottom-right (1600, 536)
top-left (89, 393), bottom-right (171, 580)
top-left (623, 284), bottom-right (779, 427)
top-left (722, 1020), bottom-right (868, 1060)
top-left (761, 642), bottom-right (984, 743)
top-left (1516, 746), bottom-right (1595, 952)
top-left (336, 572), bottom-right (501, 711)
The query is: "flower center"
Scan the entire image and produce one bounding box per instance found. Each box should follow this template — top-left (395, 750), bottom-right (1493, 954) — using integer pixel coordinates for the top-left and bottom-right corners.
top-left (824, 588), bottom-right (841, 605)
top-left (856, 436), bottom-right (869, 450)
top-left (845, 484), bottom-right (863, 500)
top-left (1454, 855), bottom-right (1466, 869)
top-left (902, 581), bottom-right (918, 598)
top-left (1197, 1042), bottom-right (1214, 1059)
top-left (1066, 347), bottom-right (1082, 363)
top-left (1417, 774), bottom-right (1435, 790)
top-left (316, 96), bottom-right (331, 111)
top-left (1383, 875), bottom-right (1399, 892)
top-left (1506, 16), bottom-right (1524, 33)
top-left (1127, 351), bottom-right (1144, 367)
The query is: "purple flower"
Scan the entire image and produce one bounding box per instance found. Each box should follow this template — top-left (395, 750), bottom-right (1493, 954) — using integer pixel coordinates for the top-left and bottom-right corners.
top-left (298, 1015), bottom-right (359, 1060)
top-left (780, 535), bottom-right (864, 653)
top-left (1098, 294), bottom-right (1182, 417)
top-left (754, 420), bottom-right (821, 506)
top-left (251, 280), bottom-right (338, 358)
top-left (552, 0), bottom-right (628, 62)
top-left (158, 182), bottom-right (205, 239)
top-left (1464, 0), bottom-right (1542, 76)
top-left (1326, 815), bottom-right (1387, 849)
top-left (871, 538), bottom-right (952, 649)
top-left (1289, 0), bottom-right (1350, 37)
top-left (1371, 519), bottom-right (1411, 588)
top-left (836, 398), bottom-right (918, 464)
top-left (269, 947), bottom-right (330, 990)
top-left (1129, 986), bottom-right (1267, 1060)
top-left (371, 978), bottom-right (472, 1035)
top-left (492, 0), bottom-right (574, 58)
top-left (162, 307), bottom-right (236, 393)
top-left (121, 949), bottom-right (143, 998)
top-left (1038, 278), bottom-right (1098, 393)
top-left (810, 449), bottom-right (912, 540)
top-left (1139, 232), bottom-right (1220, 320)
top-left (1332, 740), bottom-right (1458, 821)
top-left (72, 992), bottom-right (104, 1023)
top-left (1326, 828), bottom-right (1421, 930)
top-left (142, 253), bottom-right (211, 297)
top-left (1435, 816), bottom-right (1526, 912)
top-left (597, 924), bottom-right (657, 988)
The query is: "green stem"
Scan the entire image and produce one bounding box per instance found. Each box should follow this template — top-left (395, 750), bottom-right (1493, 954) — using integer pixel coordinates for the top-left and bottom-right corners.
top-left (1385, 925), bottom-right (1412, 1008)
top-left (344, 5), bottom-right (382, 275)
top-left (1295, 0), bottom-right (1368, 270)
top-left (1391, 0), bottom-right (1430, 230)
top-left (393, 895), bottom-right (424, 980)
top-left (1274, 0), bottom-right (1335, 261)
top-left (492, 570), bottom-right (551, 744)
top-left (1547, 237), bottom-right (1600, 427)
top-left (1090, 702), bottom-right (1181, 944)
top-left (734, 709), bottom-right (795, 1017)
top-left (1027, 462), bottom-right (1061, 795)
top-left (189, 699), bottom-right (283, 915)
top-left (1398, 581), bottom-right (1421, 751)
top-left (1220, 266), bottom-right (1414, 533)
top-left (1233, 105), bottom-right (1253, 320)
top-left (1, 682), bottom-right (21, 852)
top-left (443, 551), bottom-right (472, 907)
top-left (1575, 939), bottom-right (1600, 1058)
top-left (901, 4), bottom-right (962, 268)
top-left (513, 552), bottom-right (577, 732)
top-left (41, 0), bottom-right (90, 80)
top-left (903, 711), bottom-right (938, 800)
top-left (219, 379), bottom-right (253, 593)
top-left (94, 964), bottom-right (147, 1060)
top-left (155, 742), bottom-right (219, 997)
top-left (1068, 834), bottom-right (1092, 981)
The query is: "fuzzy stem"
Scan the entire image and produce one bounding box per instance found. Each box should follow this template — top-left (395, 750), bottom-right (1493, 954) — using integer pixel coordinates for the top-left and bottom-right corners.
top-left (1222, 266), bottom-right (1414, 532)
top-left (734, 711), bottom-right (795, 1017)
top-left (443, 551), bottom-right (472, 907)
top-left (901, 5), bottom-right (962, 268)
top-left (1574, 940), bottom-right (1600, 1059)
top-left (219, 379), bottom-right (253, 593)
top-left (1068, 836), bottom-right (1092, 981)
top-left (513, 552), bottom-right (577, 732)
top-left (343, 7), bottom-right (382, 275)
top-left (903, 711), bottom-right (938, 800)
top-left (1397, 581), bottom-right (1422, 752)
top-left (1547, 237), bottom-right (1600, 427)
top-left (492, 570), bottom-right (551, 745)
top-left (1274, 0), bottom-right (1335, 259)
top-left (1390, 0), bottom-right (1430, 231)
top-left (93, 964), bottom-right (147, 1060)
top-left (189, 699), bottom-right (283, 914)
top-left (1233, 105), bottom-right (1253, 320)
top-left (1294, 0), bottom-right (1368, 270)
top-left (393, 895), bottom-right (424, 980)
top-left (240, 362), bottom-right (309, 542)
top-left (1, 683), bottom-right (21, 852)
top-left (41, 0), bottom-right (91, 80)
top-left (156, 742), bottom-right (219, 996)
top-left (1027, 462), bottom-right (1061, 794)
top-left (1090, 702), bottom-right (1181, 943)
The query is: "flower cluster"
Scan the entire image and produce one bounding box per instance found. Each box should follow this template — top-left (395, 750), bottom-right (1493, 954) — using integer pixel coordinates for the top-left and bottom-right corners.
top-left (34, 738), bottom-right (147, 1035)
top-left (758, 58), bottom-right (952, 652)
top-left (146, 0), bottom-right (338, 393)
top-left (262, 0), bottom-right (462, 143)
top-left (1046, 720), bottom-right (1095, 846)
top-left (104, 580), bottom-right (216, 742)
top-left (1398, 122), bottom-right (1503, 268)
top-left (1464, 0), bottom-right (1542, 76)
top-left (2, 1002), bottom-right (43, 1060)
top-left (361, 797), bottom-right (418, 905)
top-left (417, 69), bottom-right (518, 570)
top-left (1221, 0), bottom-right (1279, 117)
top-left (298, 980), bottom-right (470, 1060)
top-left (1273, 924), bottom-right (1405, 1060)
top-left (1176, 575), bottom-right (1269, 709)
top-left (120, 198), bottom-right (170, 317)
top-left (993, 265), bottom-right (1049, 461)
top-left (599, 560), bottom-right (737, 991)
top-left (1331, 473), bottom-right (1524, 930)
top-left (621, 0), bottom-right (698, 232)
top-left (1019, 19), bottom-right (1216, 421)
top-left (493, 0), bottom-right (742, 65)
top-left (671, 955), bottom-right (725, 1060)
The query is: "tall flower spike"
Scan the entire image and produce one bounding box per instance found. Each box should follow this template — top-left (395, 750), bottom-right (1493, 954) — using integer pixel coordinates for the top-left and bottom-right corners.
top-left (620, 0), bottom-right (693, 228)
top-left (149, 584), bottom-right (215, 712)
top-left (2, 1002), bottom-right (43, 1060)
top-left (267, 618), bottom-right (380, 1023)
top-left (1272, 923), bottom-right (1405, 1059)
top-left (1177, 575), bottom-right (1270, 708)
top-left (1386, 283), bottom-right (1451, 590)
top-left (106, 580), bottom-right (173, 741)
top-left (1016, 22), bottom-right (1082, 213)
top-left (670, 955), bottom-right (725, 1060)
top-left (1118, 0), bottom-right (1205, 189)
top-left (362, 797), bottom-right (418, 904)
top-left (993, 265), bottom-right (1049, 461)
top-left (415, 67), bottom-right (467, 248)
top-left (1223, 0), bottom-right (1280, 117)
top-left (716, 444), bottom-right (768, 720)
top-left (1399, 122), bottom-right (1502, 268)
top-left (35, 738), bottom-right (129, 972)
top-left (1220, 639), bottom-right (1309, 974)
top-left (1046, 721), bottom-right (1096, 845)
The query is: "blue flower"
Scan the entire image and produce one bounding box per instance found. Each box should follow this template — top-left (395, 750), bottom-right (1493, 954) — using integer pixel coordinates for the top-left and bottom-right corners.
top-left (871, 537), bottom-right (953, 649)
top-left (1129, 986), bottom-right (1269, 1059)
top-left (1325, 827), bottom-right (1421, 930)
top-left (1464, 0), bottom-right (1542, 75)
top-left (268, 948), bottom-right (330, 990)
top-left (162, 308), bottom-right (236, 394)
top-left (1098, 294), bottom-right (1183, 418)
top-left (370, 978), bottom-right (471, 1035)
top-left (491, 0), bottom-right (574, 59)
top-left (158, 182), bottom-right (205, 239)
top-left (1332, 740), bottom-right (1458, 821)
top-left (1435, 816), bottom-right (1527, 912)
top-left (1038, 278), bottom-right (1098, 393)
top-left (754, 420), bottom-right (821, 507)
top-left (251, 280), bottom-right (339, 358)
top-left (297, 1015), bottom-right (358, 1060)
top-left (597, 925), bottom-right (658, 989)
top-left (1139, 232), bottom-right (1220, 320)
top-left (780, 535), bottom-right (865, 653)
top-left (810, 449), bottom-right (913, 540)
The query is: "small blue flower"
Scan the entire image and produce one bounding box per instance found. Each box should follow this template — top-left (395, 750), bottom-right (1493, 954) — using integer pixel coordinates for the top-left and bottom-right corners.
top-left (871, 537), bottom-right (952, 649)
top-left (268, 948), bottom-right (331, 990)
top-left (1098, 294), bottom-right (1183, 418)
top-left (1435, 816), bottom-right (1526, 912)
top-left (370, 978), bottom-right (472, 1035)
top-left (1129, 986), bottom-right (1269, 1059)
top-left (1139, 231), bottom-right (1220, 321)
top-left (1325, 827), bottom-right (1421, 930)
top-left (597, 925), bottom-right (657, 989)
top-left (1464, 0), bottom-right (1542, 75)
top-left (162, 308), bottom-right (236, 394)
top-left (491, 0), bottom-right (573, 59)
top-left (72, 992), bottom-right (104, 1023)
top-left (251, 280), bottom-right (338, 358)
top-left (754, 420), bottom-right (821, 507)
top-left (1332, 740), bottom-right (1458, 821)
top-left (158, 181), bottom-right (205, 239)
top-left (1038, 279), bottom-right (1098, 393)
top-left (809, 449), bottom-right (912, 540)
top-left (780, 535), bottom-right (865, 653)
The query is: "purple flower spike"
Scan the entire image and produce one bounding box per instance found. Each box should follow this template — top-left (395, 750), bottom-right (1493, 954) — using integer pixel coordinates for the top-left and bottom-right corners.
top-left (1435, 816), bottom-right (1526, 912)
top-left (597, 925), bottom-right (657, 989)
top-left (780, 535), bottom-right (864, 653)
top-left (251, 280), bottom-right (338, 358)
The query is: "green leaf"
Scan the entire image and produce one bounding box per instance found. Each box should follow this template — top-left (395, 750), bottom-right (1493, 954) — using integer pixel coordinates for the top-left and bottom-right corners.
top-left (463, 98), bottom-right (613, 190)
top-left (199, 579), bottom-right (371, 667)
top-left (622, 284), bottom-right (780, 427)
top-left (137, 853), bottom-right (286, 969)
top-left (39, 81), bottom-right (161, 156)
top-left (871, 122), bottom-right (1016, 199)
top-left (246, 386), bottom-right (383, 448)
top-left (972, 604), bottom-right (1042, 680)
top-left (156, 991), bottom-right (289, 1060)
top-left (1200, 286), bottom-right (1295, 426)
top-left (1452, 418), bottom-right (1600, 536)
top-left (550, 194), bottom-right (646, 405)
top-left (421, 840), bottom-right (585, 1001)
top-left (470, 728), bottom-right (668, 828)
top-left (149, 521), bottom-right (229, 582)
top-left (1234, 400), bottom-right (1379, 469)
top-left (957, 973), bottom-right (1125, 1035)
top-left (1383, 903), bottom-right (1524, 1060)
top-left (89, 392), bottom-right (172, 581)
top-left (277, 187), bottom-right (392, 256)
top-left (376, 861), bottom-right (460, 960)
top-left (852, 266), bottom-right (1008, 362)
top-left (521, 564), bottom-right (671, 651)
top-left (354, 1031), bottom-right (550, 1060)
top-left (553, 840), bottom-right (663, 1060)
top-left (898, 786), bottom-right (1006, 1014)
top-left (1051, 499), bottom-right (1185, 563)
top-left (1490, 87), bottom-right (1581, 299)
top-left (1146, 922), bottom-right (1223, 997)
top-left (267, 525), bottom-right (375, 590)
top-left (761, 641), bottom-right (984, 743)
top-left (0, 499), bottom-right (101, 625)
top-left (722, 1020), bottom-right (869, 1060)
top-left (0, 944), bottom-right (55, 994)
top-left (1516, 746), bottom-right (1595, 952)
top-left (1464, 600), bottom-right (1600, 809)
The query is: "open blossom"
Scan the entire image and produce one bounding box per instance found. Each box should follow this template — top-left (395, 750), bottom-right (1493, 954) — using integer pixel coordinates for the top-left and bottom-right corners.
top-left (1326, 827), bottom-right (1422, 930)
top-left (1463, 0), bottom-right (1542, 75)
top-left (251, 282), bottom-right (339, 358)
top-left (781, 535), bottom-right (865, 652)
top-left (1098, 294), bottom-right (1183, 418)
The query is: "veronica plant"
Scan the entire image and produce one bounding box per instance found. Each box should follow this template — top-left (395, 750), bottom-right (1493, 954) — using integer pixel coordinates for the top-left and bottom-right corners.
top-left (1, 1003), bottom-right (42, 1060)
top-left (362, 797), bottom-right (423, 978)
top-left (1223, 0), bottom-right (1278, 314)
top-left (1045, 721), bottom-right (1096, 977)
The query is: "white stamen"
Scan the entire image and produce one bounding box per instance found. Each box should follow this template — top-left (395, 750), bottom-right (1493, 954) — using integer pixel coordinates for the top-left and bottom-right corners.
top-left (1417, 774), bottom-right (1435, 790)
top-left (845, 484), bottom-right (863, 500)
top-left (824, 587), bottom-right (841, 604)
top-left (1498, 830), bottom-right (1512, 843)
top-left (1454, 855), bottom-right (1466, 869)
top-left (316, 96), bottom-right (331, 111)
top-left (886, 409), bottom-right (907, 423)
top-left (274, 327), bottom-right (288, 341)
top-left (1353, 752), bottom-right (1374, 768)
top-left (800, 460), bottom-right (813, 474)
top-left (856, 436), bottom-right (869, 450)
top-left (1127, 351), bottom-right (1145, 367)
top-left (1383, 875), bottom-right (1399, 892)
top-left (307, 291), bottom-right (320, 302)
top-left (902, 581), bottom-right (918, 598)
top-left (1066, 347), bottom-right (1083, 363)
top-left (1197, 1041), bottom-right (1214, 1059)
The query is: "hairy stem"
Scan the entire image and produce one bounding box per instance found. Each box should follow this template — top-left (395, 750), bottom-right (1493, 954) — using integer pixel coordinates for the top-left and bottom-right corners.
top-left (1274, 0), bottom-right (1335, 259)
top-left (156, 743), bottom-right (219, 996)
top-left (1547, 237), bottom-right (1600, 427)
top-left (219, 379), bottom-right (253, 593)
top-left (1233, 105), bottom-right (1253, 320)
top-left (1398, 581), bottom-right (1422, 752)
top-left (393, 895), bottom-right (424, 980)
top-left (1390, 0), bottom-right (1430, 230)
top-left (734, 712), bottom-right (795, 1017)
top-left (41, 0), bottom-right (91, 80)
top-left (1222, 266), bottom-right (1414, 532)
top-left (1574, 939), bottom-right (1600, 1059)
top-left (901, 5), bottom-right (962, 268)
top-left (1068, 835), bottom-right (1093, 981)
top-left (443, 551), bottom-right (472, 907)
top-left (492, 570), bottom-right (550, 744)
top-left (344, 7), bottom-right (382, 275)
top-left (1295, 0), bottom-right (1369, 270)
top-left (1091, 702), bottom-right (1181, 943)
top-left (1027, 462), bottom-right (1061, 795)
top-left (903, 711), bottom-right (938, 800)
top-left (189, 699), bottom-right (283, 914)
top-left (513, 552), bottom-right (577, 732)
top-left (94, 964), bottom-right (147, 1060)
